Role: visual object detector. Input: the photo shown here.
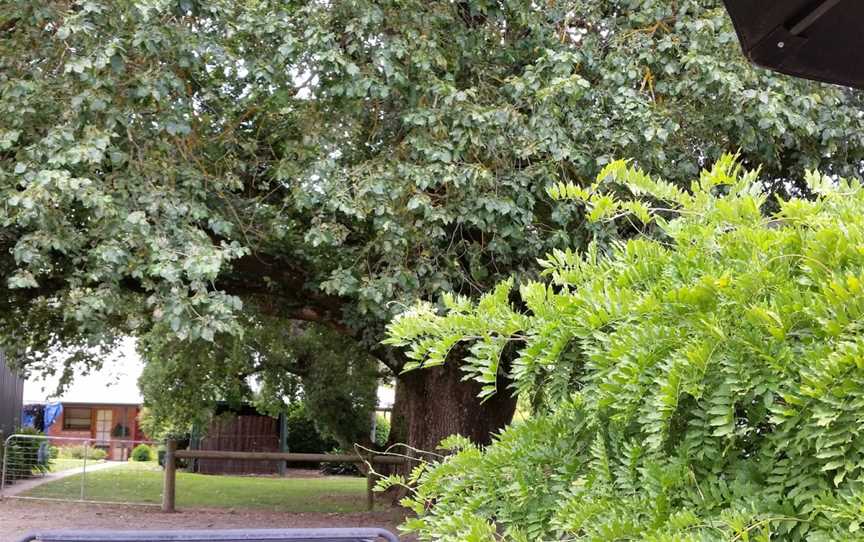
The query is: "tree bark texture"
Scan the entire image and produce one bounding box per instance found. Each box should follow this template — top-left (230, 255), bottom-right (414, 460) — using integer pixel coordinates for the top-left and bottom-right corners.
top-left (384, 360), bottom-right (517, 482)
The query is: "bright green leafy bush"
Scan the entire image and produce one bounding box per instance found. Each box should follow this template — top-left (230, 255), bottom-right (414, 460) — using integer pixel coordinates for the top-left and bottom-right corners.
top-left (385, 156), bottom-right (864, 541)
top-left (130, 444), bottom-right (153, 462)
top-left (374, 414), bottom-right (391, 448)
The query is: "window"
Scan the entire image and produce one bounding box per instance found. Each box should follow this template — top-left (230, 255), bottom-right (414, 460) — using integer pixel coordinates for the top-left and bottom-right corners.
top-left (95, 409), bottom-right (112, 443)
top-left (63, 407), bottom-right (91, 430)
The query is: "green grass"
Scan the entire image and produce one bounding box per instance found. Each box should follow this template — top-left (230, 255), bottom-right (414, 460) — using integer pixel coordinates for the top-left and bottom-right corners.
top-left (25, 462), bottom-right (368, 512)
top-left (49, 458), bottom-right (105, 472)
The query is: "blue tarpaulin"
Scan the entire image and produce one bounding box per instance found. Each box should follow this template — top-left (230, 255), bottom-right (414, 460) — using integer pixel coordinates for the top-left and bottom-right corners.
top-left (22, 403), bottom-right (43, 430)
top-left (44, 402), bottom-right (63, 431)
top-left (22, 411), bottom-right (35, 428)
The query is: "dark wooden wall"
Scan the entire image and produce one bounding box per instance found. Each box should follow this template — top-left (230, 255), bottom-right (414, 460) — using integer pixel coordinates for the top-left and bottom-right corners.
top-left (0, 351), bottom-right (24, 438)
top-left (196, 414), bottom-right (281, 475)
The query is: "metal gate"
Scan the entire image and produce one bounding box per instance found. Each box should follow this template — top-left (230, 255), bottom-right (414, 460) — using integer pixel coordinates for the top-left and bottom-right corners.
top-left (1, 433), bottom-right (161, 505)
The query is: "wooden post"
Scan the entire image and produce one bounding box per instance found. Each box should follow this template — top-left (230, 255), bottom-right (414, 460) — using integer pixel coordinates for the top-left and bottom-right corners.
top-left (277, 412), bottom-right (288, 477)
top-left (162, 440), bottom-right (177, 513)
top-left (366, 456), bottom-right (375, 512)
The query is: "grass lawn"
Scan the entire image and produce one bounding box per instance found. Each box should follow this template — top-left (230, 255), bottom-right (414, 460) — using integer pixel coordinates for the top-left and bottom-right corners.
top-left (49, 458), bottom-right (105, 472)
top-left (25, 462), bottom-right (368, 512)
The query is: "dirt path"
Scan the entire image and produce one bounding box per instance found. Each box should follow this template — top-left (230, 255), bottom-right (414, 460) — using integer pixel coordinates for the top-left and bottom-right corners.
top-left (0, 498), bottom-right (414, 541)
top-left (1, 462), bottom-right (123, 497)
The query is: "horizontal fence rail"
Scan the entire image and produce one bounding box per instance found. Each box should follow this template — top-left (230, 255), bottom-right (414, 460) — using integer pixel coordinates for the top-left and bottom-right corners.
top-left (174, 450), bottom-right (407, 464)
top-left (163, 442), bottom-right (407, 513)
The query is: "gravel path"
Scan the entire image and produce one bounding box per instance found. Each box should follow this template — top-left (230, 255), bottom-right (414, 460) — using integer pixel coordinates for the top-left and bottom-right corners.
top-left (0, 498), bottom-right (413, 541)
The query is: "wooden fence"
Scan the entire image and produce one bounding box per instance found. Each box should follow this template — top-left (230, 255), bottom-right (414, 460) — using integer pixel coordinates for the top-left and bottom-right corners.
top-left (195, 414), bottom-right (282, 475)
top-left (161, 442), bottom-right (407, 513)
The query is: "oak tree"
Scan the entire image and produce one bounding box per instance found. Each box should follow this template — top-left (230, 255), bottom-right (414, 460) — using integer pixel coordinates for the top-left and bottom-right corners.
top-left (3, 0), bottom-right (864, 458)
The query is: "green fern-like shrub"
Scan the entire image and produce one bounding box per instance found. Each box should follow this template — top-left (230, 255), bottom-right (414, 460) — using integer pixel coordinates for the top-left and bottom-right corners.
top-left (384, 156), bottom-right (864, 541)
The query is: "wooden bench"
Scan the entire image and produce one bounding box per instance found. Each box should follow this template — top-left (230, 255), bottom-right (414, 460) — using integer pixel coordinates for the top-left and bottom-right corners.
top-left (17, 529), bottom-right (399, 542)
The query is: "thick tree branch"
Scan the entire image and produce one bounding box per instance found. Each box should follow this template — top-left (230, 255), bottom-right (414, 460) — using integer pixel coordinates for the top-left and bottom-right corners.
top-left (0, 17), bottom-right (20, 33)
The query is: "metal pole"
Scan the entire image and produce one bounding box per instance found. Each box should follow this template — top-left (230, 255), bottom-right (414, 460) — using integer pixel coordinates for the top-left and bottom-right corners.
top-left (162, 440), bottom-right (177, 513)
top-left (80, 439), bottom-right (88, 501)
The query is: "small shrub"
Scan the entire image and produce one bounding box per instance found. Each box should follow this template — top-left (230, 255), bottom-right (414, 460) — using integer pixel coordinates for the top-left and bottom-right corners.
top-left (130, 444), bottom-right (153, 462)
top-left (56, 446), bottom-right (82, 459)
top-left (284, 402), bottom-right (339, 454)
top-left (57, 445), bottom-right (107, 460)
top-left (373, 414), bottom-right (390, 448)
top-left (88, 447), bottom-right (107, 461)
top-left (278, 402), bottom-right (340, 469)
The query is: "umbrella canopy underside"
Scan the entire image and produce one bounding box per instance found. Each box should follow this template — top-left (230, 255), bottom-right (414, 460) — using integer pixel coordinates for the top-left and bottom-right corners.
top-left (723, 0), bottom-right (864, 89)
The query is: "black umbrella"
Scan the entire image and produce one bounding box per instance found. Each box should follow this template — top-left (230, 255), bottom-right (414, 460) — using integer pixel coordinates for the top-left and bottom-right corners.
top-left (722, 0), bottom-right (864, 89)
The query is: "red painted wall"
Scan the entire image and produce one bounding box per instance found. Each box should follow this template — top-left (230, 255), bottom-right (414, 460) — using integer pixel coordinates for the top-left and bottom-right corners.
top-left (47, 404), bottom-right (146, 460)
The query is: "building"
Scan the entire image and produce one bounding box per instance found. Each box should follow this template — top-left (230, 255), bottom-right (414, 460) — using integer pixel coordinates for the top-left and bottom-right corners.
top-left (0, 351), bottom-right (24, 438)
top-left (41, 401), bottom-right (146, 461)
top-left (24, 346), bottom-right (147, 460)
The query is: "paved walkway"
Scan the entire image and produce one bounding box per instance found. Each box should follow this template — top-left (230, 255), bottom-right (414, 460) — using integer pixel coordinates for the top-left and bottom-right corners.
top-left (1, 461), bottom-right (124, 497)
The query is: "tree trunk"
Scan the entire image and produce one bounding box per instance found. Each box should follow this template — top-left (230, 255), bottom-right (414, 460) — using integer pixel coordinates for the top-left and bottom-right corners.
top-left (383, 360), bottom-right (517, 483)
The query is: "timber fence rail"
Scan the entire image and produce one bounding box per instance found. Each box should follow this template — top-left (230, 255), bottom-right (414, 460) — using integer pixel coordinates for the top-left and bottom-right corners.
top-left (162, 442), bottom-right (408, 513)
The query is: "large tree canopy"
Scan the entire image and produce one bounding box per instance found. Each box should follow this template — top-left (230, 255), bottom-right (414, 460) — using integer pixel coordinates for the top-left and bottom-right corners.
top-left (386, 157), bottom-right (864, 541)
top-left (3, 0), bottom-right (864, 448)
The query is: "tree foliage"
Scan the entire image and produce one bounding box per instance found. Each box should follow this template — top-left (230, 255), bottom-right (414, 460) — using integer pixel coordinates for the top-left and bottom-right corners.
top-left (4, 0), bottom-right (864, 361)
top-left (385, 157), bottom-right (864, 541)
top-left (4, 0), bottom-right (864, 447)
top-left (281, 401), bottom-right (339, 455)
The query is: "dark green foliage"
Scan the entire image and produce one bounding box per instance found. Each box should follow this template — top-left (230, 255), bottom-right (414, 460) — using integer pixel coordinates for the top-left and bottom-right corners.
top-left (386, 158), bottom-right (864, 540)
top-left (286, 402), bottom-right (359, 475)
top-left (284, 402), bottom-right (338, 455)
top-left (139, 323), bottom-right (378, 448)
top-left (130, 443), bottom-right (153, 462)
top-left (136, 406), bottom-right (188, 442)
top-left (111, 423), bottom-right (130, 438)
